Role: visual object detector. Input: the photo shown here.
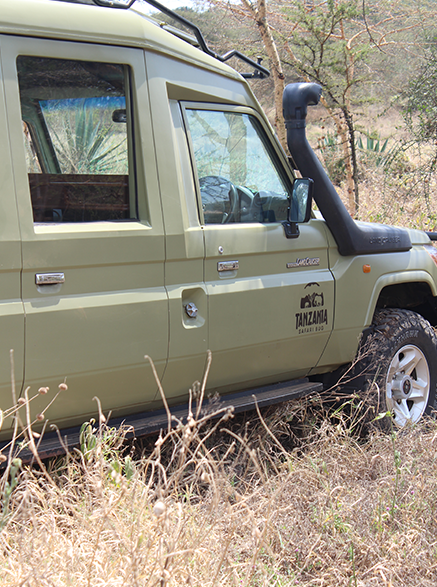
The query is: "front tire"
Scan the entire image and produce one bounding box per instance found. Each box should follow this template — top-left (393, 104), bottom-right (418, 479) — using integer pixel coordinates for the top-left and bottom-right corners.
top-left (363, 309), bottom-right (437, 428)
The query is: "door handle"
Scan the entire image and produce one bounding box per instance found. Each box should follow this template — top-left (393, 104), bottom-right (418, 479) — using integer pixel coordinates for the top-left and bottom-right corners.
top-left (217, 260), bottom-right (239, 272)
top-left (35, 272), bottom-right (65, 286)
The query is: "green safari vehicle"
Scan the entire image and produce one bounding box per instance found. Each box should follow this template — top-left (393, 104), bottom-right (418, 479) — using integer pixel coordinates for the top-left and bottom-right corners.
top-left (1, 0), bottom-right (437, 455)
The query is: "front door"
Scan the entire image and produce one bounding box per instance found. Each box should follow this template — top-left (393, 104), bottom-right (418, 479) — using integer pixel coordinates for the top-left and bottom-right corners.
top-left (184, 105), bottom-right (334, 393)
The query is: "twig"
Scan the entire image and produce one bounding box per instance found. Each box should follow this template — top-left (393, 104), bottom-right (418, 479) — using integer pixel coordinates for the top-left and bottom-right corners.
top-left (145, 355), bottom-right (172, 433)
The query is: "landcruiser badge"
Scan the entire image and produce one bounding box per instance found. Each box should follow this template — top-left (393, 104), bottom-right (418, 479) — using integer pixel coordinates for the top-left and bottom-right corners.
top-left (295, 282), bottom-right (328, 334)
top-left (287, 257), bottom-right (320, 269)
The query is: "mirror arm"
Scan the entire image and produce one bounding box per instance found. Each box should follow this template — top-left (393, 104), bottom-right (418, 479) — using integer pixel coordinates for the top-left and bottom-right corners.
top-left (282, 221), bottom-right (300, 239)
top-left (287, 155), bottom-right (298, 170)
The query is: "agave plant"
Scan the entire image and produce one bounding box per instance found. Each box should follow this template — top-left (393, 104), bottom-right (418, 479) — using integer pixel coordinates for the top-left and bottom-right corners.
top-left (41, 97), bottom-right (128, 175)
top-left (356, 131), bottom-right (392, 167)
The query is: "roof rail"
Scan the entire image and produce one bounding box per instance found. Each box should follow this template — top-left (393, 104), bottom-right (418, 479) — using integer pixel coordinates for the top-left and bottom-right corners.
top-left (92, 0), bottom-right (270, 79)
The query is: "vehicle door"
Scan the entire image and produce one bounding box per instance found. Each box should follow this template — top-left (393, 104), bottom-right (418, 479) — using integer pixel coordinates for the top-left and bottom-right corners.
top-left (1, 36), bottom-right (168, 427)
top-left (0, 49), bottom-right (24, 424)
top-left (183, 104), bottom-right (335, 393)
top-left (143, 51), bottom-right (208, 404)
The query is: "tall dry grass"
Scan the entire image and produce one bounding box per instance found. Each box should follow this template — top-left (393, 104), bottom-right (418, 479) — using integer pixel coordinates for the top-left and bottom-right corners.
top-left (1, 386), bottom-right (437, 586)
top-left (2, 127), bottom-right (437, 584)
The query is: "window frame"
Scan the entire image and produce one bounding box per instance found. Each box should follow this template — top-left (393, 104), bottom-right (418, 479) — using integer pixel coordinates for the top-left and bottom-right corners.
top-left (17, 55), bottom-right (138, 224)
top-left (181, 102), bottom-right (296, 226)
top-left (14, 51), bottom-right (141, 225)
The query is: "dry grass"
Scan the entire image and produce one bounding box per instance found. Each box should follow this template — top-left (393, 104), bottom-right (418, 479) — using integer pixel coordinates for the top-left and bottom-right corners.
top-left (346, 161), bottom-right (437, 231)
top-left (1, 389), bottom-right (437, 586)
top-left (2, 115), bottom-right (437, 584)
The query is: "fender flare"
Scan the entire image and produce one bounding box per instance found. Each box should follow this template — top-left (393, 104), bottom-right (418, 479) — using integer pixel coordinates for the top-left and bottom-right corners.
top-left (364, 270), bottom-right (437, 326)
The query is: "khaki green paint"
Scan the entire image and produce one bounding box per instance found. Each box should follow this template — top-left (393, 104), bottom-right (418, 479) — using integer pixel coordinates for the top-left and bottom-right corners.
top-left (0, 41), bottom-right (24, 409)
top-left (0, 0), bottom-right (239, 80)
top-left (0, 0), bottom-right (436, 435)
top-left (203, 219), bottom-right (334, 391)
top-left (145, 54), bottom-right (209, 399)
top-left (1, 34), bottom-right (169, 425)
top-left (315, 226), bottom-right (437, 369)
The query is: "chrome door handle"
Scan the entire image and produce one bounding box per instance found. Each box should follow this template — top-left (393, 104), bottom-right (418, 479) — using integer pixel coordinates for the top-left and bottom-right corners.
top-left (217, 260), bottom-right (239, 272)
top-left (35, 272), bottom-right (65, 286)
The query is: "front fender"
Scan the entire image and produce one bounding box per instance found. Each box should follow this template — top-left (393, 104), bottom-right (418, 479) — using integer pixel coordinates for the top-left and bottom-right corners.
top-left (364, 269), bottom-right (437, 326)
top-left (316, 246), bottom-right (437, 370)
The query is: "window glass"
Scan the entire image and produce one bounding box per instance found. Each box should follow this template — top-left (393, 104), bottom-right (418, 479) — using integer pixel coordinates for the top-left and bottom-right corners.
top-left (186, 109), bottom-right (291, 224)
top-left (17, 56), bottom-right (134, 223)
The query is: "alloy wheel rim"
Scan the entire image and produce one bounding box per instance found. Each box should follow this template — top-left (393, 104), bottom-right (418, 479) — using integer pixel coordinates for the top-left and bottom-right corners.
top-left (385, 344), bottom-right (430, 426)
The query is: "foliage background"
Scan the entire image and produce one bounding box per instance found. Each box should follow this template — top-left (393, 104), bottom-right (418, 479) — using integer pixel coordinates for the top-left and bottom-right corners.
top-left (141, 0), bottom-right (437, 227)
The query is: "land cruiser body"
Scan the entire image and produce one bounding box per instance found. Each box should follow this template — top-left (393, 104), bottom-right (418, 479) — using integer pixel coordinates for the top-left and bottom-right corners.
top-left (1, 0), bottom-right (437, 451)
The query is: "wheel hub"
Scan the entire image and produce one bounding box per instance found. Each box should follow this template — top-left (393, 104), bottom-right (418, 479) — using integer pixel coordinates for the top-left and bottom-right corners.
top-left (385, 342), bottom-right (431, 426)
top-left (390, 372), bottom-right (413, 401)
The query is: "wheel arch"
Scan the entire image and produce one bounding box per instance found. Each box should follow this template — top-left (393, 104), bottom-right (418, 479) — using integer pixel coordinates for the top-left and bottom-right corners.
top-left (366, 271), bottom-right (437, 327)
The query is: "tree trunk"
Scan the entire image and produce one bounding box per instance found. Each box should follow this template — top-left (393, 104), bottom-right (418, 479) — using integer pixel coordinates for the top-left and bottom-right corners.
top-left (342, 108), bottom-right (359, 215)
top-left (336, 116), bottom-right (356, 215)
top-left (319, 96), bottom-right (356, 215)
top-left (241, 0), bottom-right (287, 150)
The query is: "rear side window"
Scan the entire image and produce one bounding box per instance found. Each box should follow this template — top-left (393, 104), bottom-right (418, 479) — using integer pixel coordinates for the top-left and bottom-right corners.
top-left (17, 56), bottom-right (135, 223)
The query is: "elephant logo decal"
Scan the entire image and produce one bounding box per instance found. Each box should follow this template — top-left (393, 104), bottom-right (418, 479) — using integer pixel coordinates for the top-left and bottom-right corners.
top-left (300, 282), bottom-right (324, 308)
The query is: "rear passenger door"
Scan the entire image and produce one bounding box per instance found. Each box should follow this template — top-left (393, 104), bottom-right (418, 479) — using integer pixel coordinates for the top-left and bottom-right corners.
top-left (2, 37), bottom-right (168, 427)
top-left (0, 52), bottom-right (24, 418)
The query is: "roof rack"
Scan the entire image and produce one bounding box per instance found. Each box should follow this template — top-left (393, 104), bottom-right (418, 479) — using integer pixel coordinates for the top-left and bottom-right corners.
top-left (92, 0), bottom-right (270, 79)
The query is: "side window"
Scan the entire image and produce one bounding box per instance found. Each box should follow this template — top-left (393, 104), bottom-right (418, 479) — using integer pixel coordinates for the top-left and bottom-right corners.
top-left (186, 109), bottom-right (292, 224)
top-left (17, 56), bottom-right (135, 223)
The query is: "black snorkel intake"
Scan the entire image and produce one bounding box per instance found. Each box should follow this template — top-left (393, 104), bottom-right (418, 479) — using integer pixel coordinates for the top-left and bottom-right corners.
top-left (283, 83), bottom-right (411, 256)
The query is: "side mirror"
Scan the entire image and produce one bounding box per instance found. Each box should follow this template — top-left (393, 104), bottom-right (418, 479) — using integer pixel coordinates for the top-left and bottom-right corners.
top-left (282, 177), bottom-right (313, 239)
top-left (289, 177), bottom-right (313, 223)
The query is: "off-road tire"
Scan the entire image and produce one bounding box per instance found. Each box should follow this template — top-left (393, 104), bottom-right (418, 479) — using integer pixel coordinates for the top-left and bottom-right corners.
top-left (360, 308), bottom-right (437, 430)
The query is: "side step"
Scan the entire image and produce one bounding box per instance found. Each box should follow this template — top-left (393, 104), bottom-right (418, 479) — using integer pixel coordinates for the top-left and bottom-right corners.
top-left (3, 378), bottom-right (322, 463)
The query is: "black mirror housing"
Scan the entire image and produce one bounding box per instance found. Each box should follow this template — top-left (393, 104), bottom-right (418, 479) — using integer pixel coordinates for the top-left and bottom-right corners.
top-left (282, 178), bottom-right (313, 239)
top-left (288, 177), bottom-right (313, 224)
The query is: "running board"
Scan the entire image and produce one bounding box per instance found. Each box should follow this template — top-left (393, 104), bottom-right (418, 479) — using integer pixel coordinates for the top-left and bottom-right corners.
top-left (3, 378), bottom-right (322, 463)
